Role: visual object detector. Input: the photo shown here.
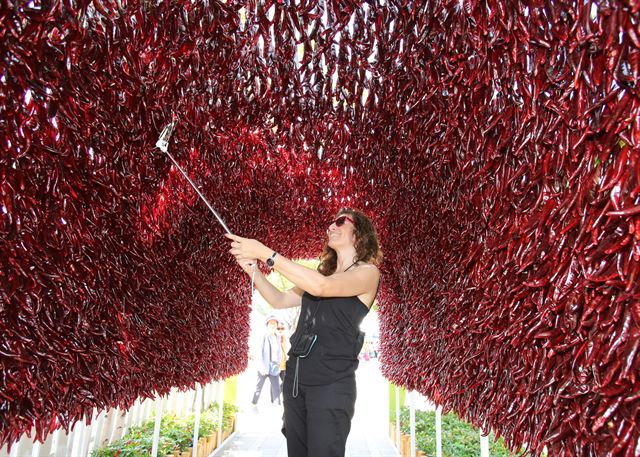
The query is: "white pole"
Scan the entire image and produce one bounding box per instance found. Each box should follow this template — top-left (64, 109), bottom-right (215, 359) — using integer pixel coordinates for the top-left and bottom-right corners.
top-left (480, 430), bottom-right (490, 457)
top-left (217, 381), bottom-right (225, 447)
top-left (54, 428), bottom-right (69, 457)
top-left (206, 381), bottom-right (215, 409)
top-left (133, 400), bottom-right (143, 426)
top-left (151, 395), bottom-right (164, 457)
top-left (87, 410), bottom-right (106, 456)
top-left (142, 399), bottom-right (153, 423)
top-left (110, 407), bottom-right (126, 442)
top-left (124, 400), bottom-right (139, 434)
top-left (14, 435), bottom-right (34, 457)
top-left (29, 441), bottom-right (41, 457)
top-left (37, 432), bottom-right (54, 457)
top-left (70, 418), bottom-right (86, 457)
top-left (192, 384), bottom-right (203, 457)
top-left (395, 387), bottom-right (401, 450)
top-left (96, 409), bottom-right (114, 449)
top-left (78, 411), bottom-right (97, 457)
top-left (409, 391), bottom-right (416, 457)
top-left (8, 440), bottom-right (21, 457)
top-left (166, 388), bottom-right (176, 415)
top-left (436, 405), bottom-right (442, 457)
top-left (49, 429), bottom-right (60, 457)
top-left (64, 425), bottom-right (75, 457)
top-left (202, 382), bottom-right (210, 409)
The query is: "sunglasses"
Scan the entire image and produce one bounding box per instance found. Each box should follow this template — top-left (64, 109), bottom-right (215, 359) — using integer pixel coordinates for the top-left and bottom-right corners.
top-left (332, 215), bottom-right (355, 227)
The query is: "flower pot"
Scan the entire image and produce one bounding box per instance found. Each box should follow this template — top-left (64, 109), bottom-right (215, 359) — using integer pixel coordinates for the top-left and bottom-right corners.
top-left (197, 437), bottom-right (206, 457)
top-left (400, 434), bottom-right (410, 457)
top-left (207, 433), bottom-right (217, 453)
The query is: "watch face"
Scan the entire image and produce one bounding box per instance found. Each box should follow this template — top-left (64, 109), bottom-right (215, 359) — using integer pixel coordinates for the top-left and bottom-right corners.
top-left (266, 253), bottom-right (276, 267)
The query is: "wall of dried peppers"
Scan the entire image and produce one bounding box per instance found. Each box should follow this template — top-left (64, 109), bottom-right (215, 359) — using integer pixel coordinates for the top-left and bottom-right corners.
top-left (1, 0), bottom-right (639, 454)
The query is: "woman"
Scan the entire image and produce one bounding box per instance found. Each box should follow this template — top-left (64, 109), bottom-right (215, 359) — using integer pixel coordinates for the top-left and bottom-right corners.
top-left (226, 208), bottom-right (382, 457)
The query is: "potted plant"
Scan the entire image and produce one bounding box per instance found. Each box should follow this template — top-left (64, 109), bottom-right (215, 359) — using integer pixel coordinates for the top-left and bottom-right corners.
top-left (92, 401), bottom-right (239, 457)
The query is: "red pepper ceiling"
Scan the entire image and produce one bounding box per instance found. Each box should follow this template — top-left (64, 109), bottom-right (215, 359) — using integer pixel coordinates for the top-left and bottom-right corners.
top-left (1, 0), bottom-right (639, 454)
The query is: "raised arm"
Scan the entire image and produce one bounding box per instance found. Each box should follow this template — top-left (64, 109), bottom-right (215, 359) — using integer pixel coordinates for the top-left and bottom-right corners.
top-left (226, 234), bottom-right (380, 298)
top-left (252, 266), bottom-right (304, 309)
top-left (230, 255), bottom-right (303, 309)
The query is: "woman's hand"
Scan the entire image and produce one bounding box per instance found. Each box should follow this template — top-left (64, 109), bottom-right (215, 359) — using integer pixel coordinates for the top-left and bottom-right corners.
top-left (225, 233), bottom-right (270, 270)
top-left (237, 258), bottom-right (257, 276)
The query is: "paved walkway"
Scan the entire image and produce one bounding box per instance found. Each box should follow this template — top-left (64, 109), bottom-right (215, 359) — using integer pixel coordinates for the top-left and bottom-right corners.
top-left (213, 359), bottom-right (399, 457)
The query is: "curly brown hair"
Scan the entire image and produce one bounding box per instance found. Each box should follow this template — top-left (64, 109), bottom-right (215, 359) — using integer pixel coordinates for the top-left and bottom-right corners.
top-left (317, 208), bottom-right (383, 276)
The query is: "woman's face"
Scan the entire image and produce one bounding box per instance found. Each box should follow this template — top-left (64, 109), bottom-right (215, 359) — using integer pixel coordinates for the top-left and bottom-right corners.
top-left (327, 214), bottom-right (356, 250)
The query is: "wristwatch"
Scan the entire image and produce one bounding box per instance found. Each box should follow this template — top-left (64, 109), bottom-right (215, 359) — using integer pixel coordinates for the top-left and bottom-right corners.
top-left (266, 252), bottom-right (277, 268)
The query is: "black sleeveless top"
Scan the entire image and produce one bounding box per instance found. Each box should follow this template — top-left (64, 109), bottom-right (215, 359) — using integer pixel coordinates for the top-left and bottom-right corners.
top-left (286, 292), bottom-right (370, 385)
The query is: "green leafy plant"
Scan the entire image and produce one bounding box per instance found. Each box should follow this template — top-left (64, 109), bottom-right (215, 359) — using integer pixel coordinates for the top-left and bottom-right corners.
top-left (220, 402), bottom-right (239, 431)
top-left (91, 436), bottom-right (176, 457)
top-left (397, 407), bottom-right (515, 457)
top-left (91, 402), bottom-right (238, 457)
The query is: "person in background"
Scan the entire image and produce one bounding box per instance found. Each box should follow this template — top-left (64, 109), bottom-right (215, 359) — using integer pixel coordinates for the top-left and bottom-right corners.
top-left (227, 208), bottom-right (382, 457)
top-left (360, 341), bottom-right (371, 361)
top-left (251, 315), bottom-right (282, 408)
top-left (277, 322), bottom-right (290, 399)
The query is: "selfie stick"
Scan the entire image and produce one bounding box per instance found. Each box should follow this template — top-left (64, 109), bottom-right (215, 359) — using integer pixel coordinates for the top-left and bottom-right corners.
top-left (155, 120), bottom-right (232, 235)
top-left (155, 121), bottom-right (256, 290)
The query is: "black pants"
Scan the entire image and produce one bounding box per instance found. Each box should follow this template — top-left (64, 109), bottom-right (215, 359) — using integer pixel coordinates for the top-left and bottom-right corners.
top-left (282, 374), bottom-right (356, 457)
top-left (252, 372), bottom-right (281, 404)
